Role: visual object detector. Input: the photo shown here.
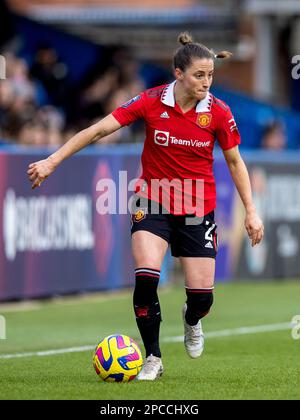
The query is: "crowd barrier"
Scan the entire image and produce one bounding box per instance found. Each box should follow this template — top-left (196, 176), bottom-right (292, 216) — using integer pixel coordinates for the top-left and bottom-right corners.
top-left (0, 144), bottom-right (299, 301)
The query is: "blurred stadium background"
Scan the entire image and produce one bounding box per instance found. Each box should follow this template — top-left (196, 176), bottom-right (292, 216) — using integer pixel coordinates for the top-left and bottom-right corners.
top-left (0, 0), bottom-right (300, 400)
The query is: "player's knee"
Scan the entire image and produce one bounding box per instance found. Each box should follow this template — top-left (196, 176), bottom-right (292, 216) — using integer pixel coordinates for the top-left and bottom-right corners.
top-left (185, 276), bottom-right (214, 290)
top-left (133, 258), bottom-right (162, 271)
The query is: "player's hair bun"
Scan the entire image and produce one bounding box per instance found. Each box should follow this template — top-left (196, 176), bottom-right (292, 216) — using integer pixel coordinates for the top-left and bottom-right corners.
top-left (174, 32), bottom-right (233, 71)
top-left (178, 32), bottom-right (193, 46)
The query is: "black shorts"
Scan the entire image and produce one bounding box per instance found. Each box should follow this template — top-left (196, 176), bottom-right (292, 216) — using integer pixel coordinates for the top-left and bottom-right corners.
top-left (130, 197), bottom-right (218, 258)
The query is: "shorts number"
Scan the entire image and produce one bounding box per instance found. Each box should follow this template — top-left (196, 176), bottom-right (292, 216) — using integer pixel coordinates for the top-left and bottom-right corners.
top-left (205, 221), bottom-right (216, 241)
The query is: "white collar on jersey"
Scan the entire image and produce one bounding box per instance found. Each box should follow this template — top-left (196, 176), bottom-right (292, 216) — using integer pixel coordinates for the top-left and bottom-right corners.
top-left (161, 80), bottom-right (212, 113)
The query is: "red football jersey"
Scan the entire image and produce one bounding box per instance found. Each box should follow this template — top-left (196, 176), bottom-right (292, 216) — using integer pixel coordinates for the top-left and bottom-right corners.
top-left (112, 81), bottom-right (241, 216)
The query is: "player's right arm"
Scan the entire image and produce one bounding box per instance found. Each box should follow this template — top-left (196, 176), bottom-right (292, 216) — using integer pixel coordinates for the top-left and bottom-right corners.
top-left (27, 114), bottom-right (121, 189)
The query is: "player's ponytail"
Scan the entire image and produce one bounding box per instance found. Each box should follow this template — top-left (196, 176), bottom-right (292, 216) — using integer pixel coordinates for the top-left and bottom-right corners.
top-left (174, 32), bottom-right (233, 71)
top-left (214, 51), bottom-right (233, 59)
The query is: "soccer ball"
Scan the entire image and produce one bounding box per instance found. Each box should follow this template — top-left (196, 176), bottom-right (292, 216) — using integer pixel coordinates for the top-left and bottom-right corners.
top-left (93, 334), bottom-right (143, 382)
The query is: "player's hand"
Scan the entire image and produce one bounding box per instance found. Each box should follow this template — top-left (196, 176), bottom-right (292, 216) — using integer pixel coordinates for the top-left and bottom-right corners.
top-left (27, 156), bottom-right (57, 189)
top-left (245, 210), bottom-right (264, 247)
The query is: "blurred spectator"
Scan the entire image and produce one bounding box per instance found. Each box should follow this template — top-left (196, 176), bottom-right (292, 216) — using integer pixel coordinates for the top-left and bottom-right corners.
top-left (31, 44), bottom-right (69, 108)
top-left (105, 87), bottom-right (131, 114)
top-left (79, 67), bottom-right (119, 121)
top-left (36, 105), bottom-right (65, 132)
top-left (18, 121), bottom-right (48, 146)
top-left (261, 121), bottom-right (287, 150)
top-left (0, 54), bottom-right (36, 141)
top-left (0, 45), bottom-right (146, 147)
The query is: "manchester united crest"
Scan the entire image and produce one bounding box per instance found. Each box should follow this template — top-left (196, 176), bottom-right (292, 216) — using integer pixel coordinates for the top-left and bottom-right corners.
top-left (197, 113), bottom-right (212, 128)
top-left (133, 209), bottom-right (147, 223)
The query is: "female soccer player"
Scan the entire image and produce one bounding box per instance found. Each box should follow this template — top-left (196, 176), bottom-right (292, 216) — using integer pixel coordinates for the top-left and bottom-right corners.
top-left (27, 33), bottom-right (264, 381)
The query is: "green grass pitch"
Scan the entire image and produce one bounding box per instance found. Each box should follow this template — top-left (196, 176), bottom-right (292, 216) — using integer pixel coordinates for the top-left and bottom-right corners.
top-left (0, 281), bottom-right (300, 400)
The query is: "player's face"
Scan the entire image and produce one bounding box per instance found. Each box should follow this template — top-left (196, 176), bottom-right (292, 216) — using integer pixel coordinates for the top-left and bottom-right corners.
top-left (176, 58), bottom-right (214, 101)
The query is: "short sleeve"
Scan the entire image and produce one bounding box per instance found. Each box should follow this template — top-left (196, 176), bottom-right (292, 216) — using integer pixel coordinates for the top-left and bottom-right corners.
top-left (216, 108), bottom-right (241, 151)
top-left (112, 92), bottom-right (147, 126)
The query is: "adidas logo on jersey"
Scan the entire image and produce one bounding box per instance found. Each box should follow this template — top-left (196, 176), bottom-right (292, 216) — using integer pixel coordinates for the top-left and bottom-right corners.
top-left (205, 241), bottom-right (214, 249)
top-left (160, 111), bottom-right (170, 119)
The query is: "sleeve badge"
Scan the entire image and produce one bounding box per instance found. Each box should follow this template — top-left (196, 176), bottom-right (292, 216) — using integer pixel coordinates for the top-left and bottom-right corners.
top-left (121, 95), bottom-right (141, 108)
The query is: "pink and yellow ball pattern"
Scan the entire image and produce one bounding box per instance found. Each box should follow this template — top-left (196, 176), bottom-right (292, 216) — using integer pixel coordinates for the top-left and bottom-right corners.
top-left (93, 334), bottom-right (143, 382)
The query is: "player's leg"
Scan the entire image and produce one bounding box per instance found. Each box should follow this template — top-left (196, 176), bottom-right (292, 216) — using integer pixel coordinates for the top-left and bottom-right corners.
top-left (171, 210), bottom-right (217, 358)
top-left (180, 257), bottom-right (215, 358)
top-left (132, 230), bottom-right (168, 380)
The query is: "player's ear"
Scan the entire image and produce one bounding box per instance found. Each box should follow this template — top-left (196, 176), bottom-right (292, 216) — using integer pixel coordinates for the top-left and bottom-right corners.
top-left (174, 67), bottom-right (184, 81)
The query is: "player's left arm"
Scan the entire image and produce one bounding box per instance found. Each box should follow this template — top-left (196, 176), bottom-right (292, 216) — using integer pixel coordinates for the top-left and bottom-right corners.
top-left (223, 145), bottom-right (264, 247)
